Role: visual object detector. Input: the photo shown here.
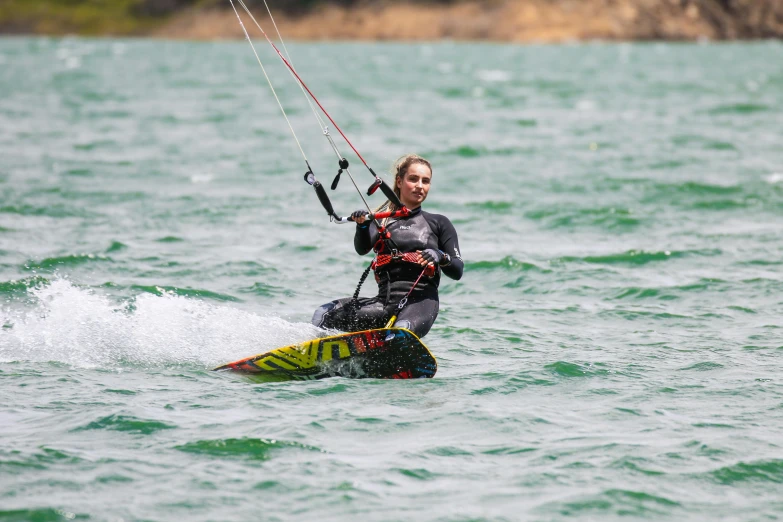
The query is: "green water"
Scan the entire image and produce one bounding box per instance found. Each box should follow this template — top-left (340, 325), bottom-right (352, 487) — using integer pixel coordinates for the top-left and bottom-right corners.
top-left (1, 36), bottom-right (783, 520)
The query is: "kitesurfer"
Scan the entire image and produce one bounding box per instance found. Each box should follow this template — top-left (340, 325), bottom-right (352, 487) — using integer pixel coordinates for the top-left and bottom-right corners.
top-left (312, 154), bottom-right (463, 338)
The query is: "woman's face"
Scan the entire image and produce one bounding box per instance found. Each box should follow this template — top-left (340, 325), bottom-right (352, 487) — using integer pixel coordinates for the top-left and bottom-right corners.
top-left (396, 162), bottom-right (432, 209)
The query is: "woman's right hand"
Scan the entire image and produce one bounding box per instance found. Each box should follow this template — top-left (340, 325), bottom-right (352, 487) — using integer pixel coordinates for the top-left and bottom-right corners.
top-left (350, 210), bottom-right (369, 224)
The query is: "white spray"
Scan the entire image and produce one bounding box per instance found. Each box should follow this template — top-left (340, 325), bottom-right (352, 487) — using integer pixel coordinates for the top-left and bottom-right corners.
top-left (0, 279), bottom-right (321, 369)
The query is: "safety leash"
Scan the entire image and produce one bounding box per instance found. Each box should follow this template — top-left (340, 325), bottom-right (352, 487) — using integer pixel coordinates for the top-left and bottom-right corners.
top-left (384, 265), bottom-right (431, 329)
top-left (347, 263), bottom-right (373, 328)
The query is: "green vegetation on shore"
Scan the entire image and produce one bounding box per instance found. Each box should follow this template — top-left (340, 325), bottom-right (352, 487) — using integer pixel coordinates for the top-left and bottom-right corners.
top-left (0, 0), bottom-right (384, 35)
top-left (0, 0), bottom-right (162, 35)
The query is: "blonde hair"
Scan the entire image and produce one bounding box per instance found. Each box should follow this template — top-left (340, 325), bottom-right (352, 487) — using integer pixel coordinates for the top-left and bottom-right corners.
top-left (374, 154), bottom-right (433, 219)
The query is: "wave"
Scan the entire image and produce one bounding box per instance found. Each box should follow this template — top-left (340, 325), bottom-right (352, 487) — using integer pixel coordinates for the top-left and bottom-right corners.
top-left (679, 361), bottom-right (725, 371)
top-left (708, 103), bottom-right (771, 115)
top-left (558, 249), bottom-right (721, 266)
top-left (24, 253), bottom-right (112, 271)
top-left (155, 236), bottom-right (184, 243)
top-left (709, 459), bottom-right (783, 485)
top-left (651, 180), bottom-right (743, 196)
top-left (74, 414), bottom-right (176, 435)
top-left (609, 287), bottom-right (672, 300)
top-left (0, 446), bottom-right (84, 475)
top-left (465, 200), bottom-right (514, 212)
top-left (545, 361), bottom-right (611, 378)
top-left (105, 241), bottom-right (127, 253)
top-left (442, 145), bottom-right (520, 158)
top-left (671, 134), bottom-right (738, 151)
top-left (608, 279), bottom-right (727, 300)
top-left (0, 509), bottom-right (77, 522)
top-left (130, 284), bottom-right (240, 302)
top-left (72, 139), bottom-right (118, 151)
top-left (641, 180), bottom-right (783, 212)
top-left (0, 203), bottom-right (97, 218)
top-left (525, 206), bottom-right (643, 230)
top-left (545, 488), bottom-right (681, 517)
top-left (0, 276), bottom-right (50, 297)
top-left (238, 282), bottom-right (294, 298)
top-left (0, 279), bottom-right (320, 369)
top-left (465, 256), bottom-right (550, 273)
top-left (175, 438), bottom-right (322, 460)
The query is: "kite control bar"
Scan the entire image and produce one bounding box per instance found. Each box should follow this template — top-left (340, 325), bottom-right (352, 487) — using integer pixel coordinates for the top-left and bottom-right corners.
top-left (305, 169), bottom-right (408, 224)
top-left (335, 207), bottom-right (411, 224)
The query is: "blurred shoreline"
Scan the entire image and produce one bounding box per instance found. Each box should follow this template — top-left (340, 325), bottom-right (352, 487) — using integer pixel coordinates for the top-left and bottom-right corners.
top-left (2, 1), bottom-right (782, 42)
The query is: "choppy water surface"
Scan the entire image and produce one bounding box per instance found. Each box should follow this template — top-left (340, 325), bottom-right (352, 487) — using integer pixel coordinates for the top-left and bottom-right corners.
top-left (1, 37), bottom-right (783, 521)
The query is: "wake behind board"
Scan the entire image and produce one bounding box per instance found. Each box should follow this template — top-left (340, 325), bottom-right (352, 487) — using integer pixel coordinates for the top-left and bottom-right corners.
top-left (213, 328), bottom-right (436, 380)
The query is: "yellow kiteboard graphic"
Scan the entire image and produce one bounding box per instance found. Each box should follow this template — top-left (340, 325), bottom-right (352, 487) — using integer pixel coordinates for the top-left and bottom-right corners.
top-left (213, 328), bottom-right (436, 380)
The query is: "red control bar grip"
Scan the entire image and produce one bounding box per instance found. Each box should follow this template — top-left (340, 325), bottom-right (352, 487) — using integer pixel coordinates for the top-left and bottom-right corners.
top-left (369, 207), bottom-right (411, 220)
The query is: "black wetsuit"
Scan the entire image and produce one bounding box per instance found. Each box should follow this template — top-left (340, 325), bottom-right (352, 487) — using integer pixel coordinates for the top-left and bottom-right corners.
top-left (312, 206), bottom-right (463, 338)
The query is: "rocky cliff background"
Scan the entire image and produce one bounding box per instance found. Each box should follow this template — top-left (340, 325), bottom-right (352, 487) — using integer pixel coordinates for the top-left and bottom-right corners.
top-left (1, 0), bottom-right (782, 41)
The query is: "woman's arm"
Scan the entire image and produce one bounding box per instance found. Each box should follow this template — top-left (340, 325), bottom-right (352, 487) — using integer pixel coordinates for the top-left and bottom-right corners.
top-left (435, 216), bottom-right (464, 280)
top-left (354, 221), bottom-right (377, 255)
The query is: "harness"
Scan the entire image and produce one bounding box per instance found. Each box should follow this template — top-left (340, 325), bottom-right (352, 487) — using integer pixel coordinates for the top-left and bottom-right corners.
top-left (372, 252), bottom-right (436, 278)
top-left (370, 210), bottom-right (437, 279)
top-left (347, 216), bottom-right (437, 327)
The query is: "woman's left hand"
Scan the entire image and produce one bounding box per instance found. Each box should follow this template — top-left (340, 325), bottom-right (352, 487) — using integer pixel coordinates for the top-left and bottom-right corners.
top-left (419, 249), bottom-right (442, 266)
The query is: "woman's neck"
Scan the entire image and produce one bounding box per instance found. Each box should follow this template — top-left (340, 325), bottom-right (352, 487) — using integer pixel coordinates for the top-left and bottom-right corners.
top-left (399, 199), bottom-right (421, 211)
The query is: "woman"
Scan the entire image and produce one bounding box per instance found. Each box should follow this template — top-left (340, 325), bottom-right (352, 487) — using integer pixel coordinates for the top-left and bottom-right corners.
top-left (312, 154), bottom-right (463, 338)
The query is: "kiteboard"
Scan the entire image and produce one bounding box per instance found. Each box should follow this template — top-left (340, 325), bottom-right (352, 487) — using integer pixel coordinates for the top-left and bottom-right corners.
top-left (213, 328), bottom-right (436, 380)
